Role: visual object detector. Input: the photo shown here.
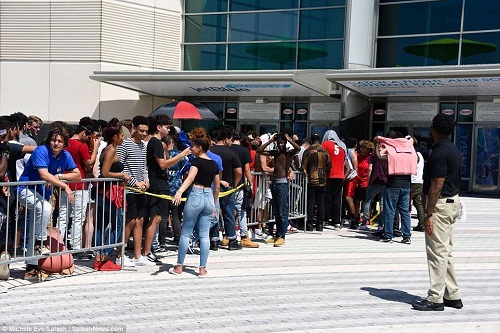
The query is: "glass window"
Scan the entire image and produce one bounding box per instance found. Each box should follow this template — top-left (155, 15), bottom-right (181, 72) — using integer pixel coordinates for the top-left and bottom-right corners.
top-left (460, 32), bottom-right (500, 65)
top-left (295, 103), bottom-right (308, 121)
top-left (299, 8), bottom-right (344, 40)
top-left (185, 15), bottom-right (227, 43)
top-left (378, 0), bottom-right (462, 36)
top-left (377, 35), bottom-right (460, 67)
top-left (230, 11), bottom-right (297, 42)
top-left (185, 0), bottom-right (227, 13)
top-left (457, 102), bottom-right (474, 122)
top-left (294, 122), bottom-right (308, 139)
top-left (298, 41), bottom-right (343, 69)
top-left (281, 103), bottom-right (294, 121)
top-left (464, 0), bottom-right (500, 31)
top-left (230, 0), bottom-right (298, 11)
top-left (199, 102), bottom-right (224, 119)
top-left (228, 43), bottom-right (296, 69)
top-left (184, 44), bottom-right (226, 70)
top-left (225, 102), bottom-right (238, 120)
top-left (440, 102), bottom-right (456, 119)
top-left (373, 102), bottom-right (386, 122)
top-left (301, 0), bottom-right (345, 8)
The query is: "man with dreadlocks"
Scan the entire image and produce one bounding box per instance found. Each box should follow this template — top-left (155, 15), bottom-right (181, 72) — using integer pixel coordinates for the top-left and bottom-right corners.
top-left (301, 134), bottom-right (331, 232)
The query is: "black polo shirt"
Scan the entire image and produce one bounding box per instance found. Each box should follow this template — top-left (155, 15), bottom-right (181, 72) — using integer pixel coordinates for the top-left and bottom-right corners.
top-left (423, 137), bottom-right (461, 197)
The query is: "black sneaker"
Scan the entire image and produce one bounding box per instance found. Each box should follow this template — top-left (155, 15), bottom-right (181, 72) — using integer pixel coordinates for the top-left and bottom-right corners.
top-left (228, 239), bottom-right (241, 251)
top-left (372, 230), bottom-right (384, 238)
top-left (412, 299), bottom-right (444, 311)
top-left (145, 252), bottom-right (162, 265)
top-left (379, 237), bottom-right (393, 243)
top-left (443, 298), bottom-right (463, 309)
top-left (393, 229), bottom-right (402, 238)
top-left (210, 240), bottom-right (219, 251)
top-left (401, 237), bottom-right (411, 245)
top-left (413, 225), bottom-right (424, 232)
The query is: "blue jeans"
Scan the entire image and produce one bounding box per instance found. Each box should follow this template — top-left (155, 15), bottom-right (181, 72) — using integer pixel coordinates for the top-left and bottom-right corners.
top-left (219, 192), bottom-right (237, 240)
top-left (362, 184), bottom-right (385, 225)
top-left (234, 189), bottom-right (248, 237)
top-left (209, 199), bottom-right (220, 241)
top-left (177, 187), bottom-right (214, 268)
top-left (383, 187), bottom-right (411, 239)
top-left (270, 181), bottom-right (289, 238)
top-left (95, 195), bottom-right (118, 256)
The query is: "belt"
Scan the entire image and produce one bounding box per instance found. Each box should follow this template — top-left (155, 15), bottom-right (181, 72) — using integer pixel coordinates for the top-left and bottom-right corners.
top-left (272, 177), bottom-right (288, 184)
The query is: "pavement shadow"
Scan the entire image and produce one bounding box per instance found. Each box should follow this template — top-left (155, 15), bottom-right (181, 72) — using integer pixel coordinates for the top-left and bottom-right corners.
top-left (361, 287), bottom-right (420, 304)
top-left (151, 263), bottom-right (198, 277)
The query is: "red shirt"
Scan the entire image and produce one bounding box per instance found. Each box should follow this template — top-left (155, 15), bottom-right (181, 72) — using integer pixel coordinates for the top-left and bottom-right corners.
top-left (65, 138), bottom-right (91, 190)
top-left (321, 140), bottom-right (346, 179)
top-left (249, 149), bottom-right (256, 170)
top-left (356, 152), bottom-right (370, 188)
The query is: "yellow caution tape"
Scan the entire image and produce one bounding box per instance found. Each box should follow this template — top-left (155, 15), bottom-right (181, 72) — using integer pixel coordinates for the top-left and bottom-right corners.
top-left (125, 182), bottom-right (246, 200)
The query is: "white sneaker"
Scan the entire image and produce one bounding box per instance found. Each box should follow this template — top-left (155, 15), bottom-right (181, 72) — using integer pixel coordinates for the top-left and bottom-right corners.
top-left (133, 255), bottom-right (156, 267)
top-left (116, 256), bottom-right (135, 267)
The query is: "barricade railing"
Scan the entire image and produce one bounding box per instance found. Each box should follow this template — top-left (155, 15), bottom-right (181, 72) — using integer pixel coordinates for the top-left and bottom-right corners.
top-left (247, 171), bottom-right (307, 230)
top-left (0, 178), bottom-right (125, 267)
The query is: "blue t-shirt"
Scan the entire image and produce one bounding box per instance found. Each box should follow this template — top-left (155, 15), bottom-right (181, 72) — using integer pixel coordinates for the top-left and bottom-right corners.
top-left (18, 144), bottom-right (77, 200)
top-left (167, 149), bottom-right (187, 196)
top-left (206, 151), bottom-right (223, 190)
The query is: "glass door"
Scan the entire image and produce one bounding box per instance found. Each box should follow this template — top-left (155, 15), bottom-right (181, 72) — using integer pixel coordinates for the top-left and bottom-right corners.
top-left (473, 126), bottom-right (500, 192)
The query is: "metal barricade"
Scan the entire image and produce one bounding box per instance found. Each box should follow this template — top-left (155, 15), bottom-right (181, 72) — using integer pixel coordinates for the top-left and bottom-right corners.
top-left (247, 171), bottom-right (307, 230)
top-left (0, 178), bottom-right (125, 267)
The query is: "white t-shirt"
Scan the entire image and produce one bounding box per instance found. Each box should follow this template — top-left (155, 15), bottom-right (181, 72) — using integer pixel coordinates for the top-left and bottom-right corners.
top-left (411, 151), bottom-right (424, 184)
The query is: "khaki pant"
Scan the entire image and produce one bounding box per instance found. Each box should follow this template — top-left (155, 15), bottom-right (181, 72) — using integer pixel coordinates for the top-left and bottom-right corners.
top-left (425, 194), bottom-right (462, 303)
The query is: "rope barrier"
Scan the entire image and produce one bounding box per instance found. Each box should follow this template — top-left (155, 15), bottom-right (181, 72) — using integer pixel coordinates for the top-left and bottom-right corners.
top-left (125, 182), bottom-right (246, 201)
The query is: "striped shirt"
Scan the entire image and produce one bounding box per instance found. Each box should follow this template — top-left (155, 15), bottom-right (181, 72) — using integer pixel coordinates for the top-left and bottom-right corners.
top-left (117, 138), bottom-right (148, 189)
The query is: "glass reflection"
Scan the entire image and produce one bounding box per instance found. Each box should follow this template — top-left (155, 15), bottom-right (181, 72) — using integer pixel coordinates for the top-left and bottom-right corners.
top-left (230, 12), bottom-right (298, 42)
top-left (460, 32), bottom-right (500, 65)
top-left (378, 0), bottom-right (462, 36)
top-left (185, 15), bottom-right (227, 43)
top-left (231, 0), bottom-right (298, 11)
top-left (228, 43), bottom-right (296, 70)
top-left (184, 44), bottom-right (226, 70)
top-left (185, 0), bottom-right (227, 13)
top-left (377, 35), bottom-right (461, 67)
top-left (298, 41), bottom-right (343, 69)
top-left (299, 8), bottom-right (344, 39)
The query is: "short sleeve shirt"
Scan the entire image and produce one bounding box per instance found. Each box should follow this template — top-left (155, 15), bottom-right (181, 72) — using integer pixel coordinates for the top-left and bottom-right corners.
top-left (65, 138), bottom-right (91, 190)
top-left (423, 138), bottom-right (462, 197)
top-left (321, 140), bottom-right (346, 179)
top-left (19, 144), bottom-right (77, 200)
top-left (146, 137), bottom-right (168, 191)
top-left (167, 148), bottom-right (187, 195)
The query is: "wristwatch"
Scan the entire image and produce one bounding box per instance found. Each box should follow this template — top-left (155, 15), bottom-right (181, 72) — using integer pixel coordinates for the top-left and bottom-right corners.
top-left (425, 213), bottom-right (433, 218)
top-left (57, 173), bottom-right (63, 180)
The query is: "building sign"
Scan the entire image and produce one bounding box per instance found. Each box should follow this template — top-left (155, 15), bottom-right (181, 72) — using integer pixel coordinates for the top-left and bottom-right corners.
top-left (387, 103), bottom-right (438, 122)
top-left (309, 103), bottom-right (341, 121)
top-left (239, 102), bottom-right (280, 120)
top-left (336, 77), bottom-right (500, 97)
top-left (476, 102), bottom-right (500, 121)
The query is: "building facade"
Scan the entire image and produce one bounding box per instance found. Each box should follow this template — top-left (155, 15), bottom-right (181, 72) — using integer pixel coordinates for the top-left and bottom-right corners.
top-left (2, 0), bottom-right (500, 192)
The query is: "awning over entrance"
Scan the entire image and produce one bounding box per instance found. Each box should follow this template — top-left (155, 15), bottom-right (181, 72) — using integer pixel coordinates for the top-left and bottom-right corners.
top-left (90, 70), bottom-right (332, 98)
top-left (326, 64), bottom-right (500, 98)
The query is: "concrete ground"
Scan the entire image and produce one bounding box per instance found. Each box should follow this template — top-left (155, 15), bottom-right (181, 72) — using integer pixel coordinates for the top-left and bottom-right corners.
top-left (1, 195), bottom-right (499, 332)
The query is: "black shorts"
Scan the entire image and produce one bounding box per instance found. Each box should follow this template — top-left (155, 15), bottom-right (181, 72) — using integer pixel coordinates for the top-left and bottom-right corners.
top-left (147, 191), bottom-right (169, 218)
top-left (126, 193), bottom-right (147, 220)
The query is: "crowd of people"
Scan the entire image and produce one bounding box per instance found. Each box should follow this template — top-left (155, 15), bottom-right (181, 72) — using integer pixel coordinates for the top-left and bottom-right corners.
top-left (0, 112), bottom-right (465, 310)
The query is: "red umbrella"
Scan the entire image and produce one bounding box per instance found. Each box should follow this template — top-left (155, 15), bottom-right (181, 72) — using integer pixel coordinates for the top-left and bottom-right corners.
top-left (151, 101), bottom-right (218, 120)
